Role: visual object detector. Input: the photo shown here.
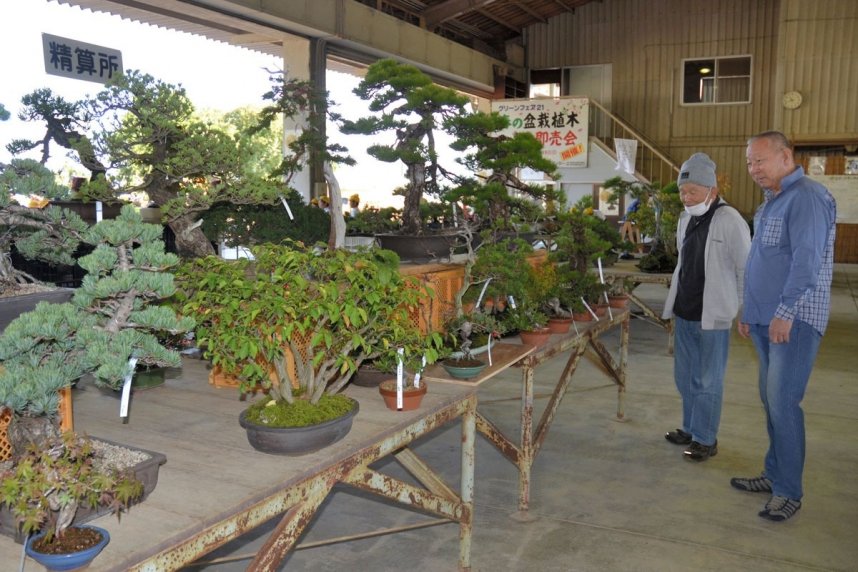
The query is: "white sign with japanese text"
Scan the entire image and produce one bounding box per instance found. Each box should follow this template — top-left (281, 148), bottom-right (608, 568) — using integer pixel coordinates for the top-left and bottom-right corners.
top-left (491, 97), bottom-right (589, 168)
top-left (42, 33), bottom-right (122, 85)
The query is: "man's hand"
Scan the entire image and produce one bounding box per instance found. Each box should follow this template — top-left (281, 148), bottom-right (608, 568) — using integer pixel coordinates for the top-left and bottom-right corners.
top-left (738, 322), bottom-right (750, 338)
top-left (769, 317), bottom-right (794, 344)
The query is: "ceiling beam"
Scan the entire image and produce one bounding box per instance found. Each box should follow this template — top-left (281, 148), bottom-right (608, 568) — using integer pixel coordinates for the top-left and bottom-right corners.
top-left (475, 8), bottom-right (521, 34)
top-left (422, 0), bottom-right (499, 28)
top-left (511, 2), bottom-right (548, 23)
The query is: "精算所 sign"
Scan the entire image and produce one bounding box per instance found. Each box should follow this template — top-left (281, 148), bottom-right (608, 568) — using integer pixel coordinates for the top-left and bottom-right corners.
top-left (42, 33), bottom-right (122, 84)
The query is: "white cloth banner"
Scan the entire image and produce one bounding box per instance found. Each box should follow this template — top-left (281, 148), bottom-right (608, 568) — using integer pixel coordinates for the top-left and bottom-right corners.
top-left (614, 138), bottom-right (638, 174)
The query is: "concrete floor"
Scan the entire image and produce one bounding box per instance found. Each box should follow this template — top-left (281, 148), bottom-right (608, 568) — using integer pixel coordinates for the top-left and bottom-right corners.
top-left (187, 264), bottom-right (858, 572)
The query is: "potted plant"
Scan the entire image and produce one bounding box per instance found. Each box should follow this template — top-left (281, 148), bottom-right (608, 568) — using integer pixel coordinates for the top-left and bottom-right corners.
top-left (439, 311), bottom-right (505, 380)
top-left (0, 158), bottom-right (90, 326)
top-left (503, 304), bottom-right (551, 347)
top-left (375, 351), bottom-right (432, 411)
top-left (0, 432), bottom-right (143, 570)
top-left (0, 205), bottom-right (195, 455)
top-left (175, 240), bottom-right (444, 455)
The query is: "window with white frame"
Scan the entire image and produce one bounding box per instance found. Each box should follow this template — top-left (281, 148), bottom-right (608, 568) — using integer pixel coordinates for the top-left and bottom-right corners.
top-left (682, 56), bottom-right (751, 105)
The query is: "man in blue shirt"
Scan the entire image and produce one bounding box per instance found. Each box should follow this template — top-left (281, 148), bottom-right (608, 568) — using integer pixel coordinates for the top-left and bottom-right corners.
top-left (733, 131), bottom-right (836, 522)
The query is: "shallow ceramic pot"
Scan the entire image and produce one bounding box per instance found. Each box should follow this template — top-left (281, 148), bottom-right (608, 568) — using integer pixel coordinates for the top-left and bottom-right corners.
top-left (26, 524), bottom-right (109, 571)
top-left (378, 379), bottom-right (427, 411)
top-left (441, 358), bottom-right (488, 380)
top-left (572, 311), bottom-right (593, 322)
top-left (239, 398), bottom-right (359, 456)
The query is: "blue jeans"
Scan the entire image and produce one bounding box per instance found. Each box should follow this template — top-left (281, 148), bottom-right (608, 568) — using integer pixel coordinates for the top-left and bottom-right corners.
top-left (749, 321), bottom-right (821, 501)
top-left (673, 317), bottom-right (730, 446)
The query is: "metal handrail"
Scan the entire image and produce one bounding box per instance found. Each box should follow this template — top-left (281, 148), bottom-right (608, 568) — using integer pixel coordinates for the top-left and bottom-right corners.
top-left (588, 99), bottom-right (679, 186)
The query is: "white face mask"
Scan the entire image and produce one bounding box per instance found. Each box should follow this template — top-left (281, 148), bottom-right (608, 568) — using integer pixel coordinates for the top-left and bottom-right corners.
top-left (684, 188), bottom-right (713, 217)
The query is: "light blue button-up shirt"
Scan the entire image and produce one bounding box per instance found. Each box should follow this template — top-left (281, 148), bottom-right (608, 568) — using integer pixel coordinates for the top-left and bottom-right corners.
top-left (742, 166), bottom-right (837, 335)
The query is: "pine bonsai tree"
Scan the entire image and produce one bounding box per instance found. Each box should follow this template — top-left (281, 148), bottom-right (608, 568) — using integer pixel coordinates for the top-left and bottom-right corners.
top-left (339, 59), bottom-right (471, 235)
top-left (0, 205), bottom-right (194, 453)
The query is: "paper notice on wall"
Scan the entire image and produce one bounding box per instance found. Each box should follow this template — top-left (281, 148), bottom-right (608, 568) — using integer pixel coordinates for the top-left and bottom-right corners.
top-left (615, 138), bottom-right (638, 174)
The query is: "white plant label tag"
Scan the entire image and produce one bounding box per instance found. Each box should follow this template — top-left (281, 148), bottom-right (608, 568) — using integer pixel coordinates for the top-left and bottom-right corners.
top-left (120, 357), bottom-right (138, 418)
top-left (396, 348), bottom-right (404, 409)
top-left (279, 195), bottom-right (295, 221)
top-left (488, 334), bottom-right (493, 366)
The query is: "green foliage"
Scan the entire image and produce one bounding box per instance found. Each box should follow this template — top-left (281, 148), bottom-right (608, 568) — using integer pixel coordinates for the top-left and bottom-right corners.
top-left (470, 238), bottom-right (534, 303)
top-left (603, 177), bottom-right (682, 272)
top-left (175, 241), bottom-right (444, 407)
top-left (0, 432), bottom-right (143, 541)
top-left (502, 303), bottom-right (549, 332)
top-left (444, 110), bottom-right (560, 232)
top-left (550, 209), bottom-right (611, 272)
top-left (0, 205), bottom-right (194, 417)
top-left (9, 71), bottom-right (338, 257)
top-left (0, 159), bottom-right (89, 287)
top-left (201, 189), bottom-right (330, 247)
top-left (346, 205), bottom-right (401, 235)
top-left (339, 59), bottom-right (471, 234)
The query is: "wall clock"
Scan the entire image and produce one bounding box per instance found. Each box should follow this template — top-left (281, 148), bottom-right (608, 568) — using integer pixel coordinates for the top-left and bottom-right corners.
top-left (782, 90), bottom-right (803, 110)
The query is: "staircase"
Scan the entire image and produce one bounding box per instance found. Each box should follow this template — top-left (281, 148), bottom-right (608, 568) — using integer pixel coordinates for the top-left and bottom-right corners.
top-left (588, 99), bottom-right (679, 186)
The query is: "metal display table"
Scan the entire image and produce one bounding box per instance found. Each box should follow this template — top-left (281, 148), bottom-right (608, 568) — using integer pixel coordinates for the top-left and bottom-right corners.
top-left (0, 358), bottom-right (477, 571)
top-left (425, 309), bottom-right (629, 514)
top-left (601, 261), bottom-right (674, 353)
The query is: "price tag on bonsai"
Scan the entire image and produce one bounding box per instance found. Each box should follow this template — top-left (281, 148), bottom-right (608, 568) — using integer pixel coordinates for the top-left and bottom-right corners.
top-left (120, 357), bottom-right (138, 419)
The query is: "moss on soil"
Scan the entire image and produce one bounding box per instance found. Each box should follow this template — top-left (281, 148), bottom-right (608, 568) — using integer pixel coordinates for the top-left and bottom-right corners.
top-left (244, 393), bottom-right (355, 428)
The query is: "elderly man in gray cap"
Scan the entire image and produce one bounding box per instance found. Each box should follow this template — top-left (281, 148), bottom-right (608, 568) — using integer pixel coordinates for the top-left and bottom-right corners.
top-left (662, 153), bottom-right (751, 461)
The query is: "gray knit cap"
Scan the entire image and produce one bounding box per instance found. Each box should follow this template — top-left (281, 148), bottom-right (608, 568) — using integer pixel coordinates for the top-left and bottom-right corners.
top-left (677, 152), bottom-right (717, 189)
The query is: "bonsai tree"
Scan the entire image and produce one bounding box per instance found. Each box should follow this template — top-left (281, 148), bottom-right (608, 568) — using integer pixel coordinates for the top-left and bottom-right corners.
top-left (8, 71), bottom-right (340, 257)
top-left (0, 432), bottom-right (143, 547)
top-left (346, 205), bottom-right (401, 236)
top-left (502, 303), bottom-right (549, 334)
top-left (444, 110), bottom-right (561, 236)
top-left (201, 189), bottom-right (330, 247)
top-left (175, 241), bottom-right (444, 426)
top-left (338, 59), bottom-right (471, 235)
top-left (0, 158), bottom-right (90, 290)
top-left (603, 177), bottom-right (682, 272)
top-left (0, 205), bottom-right (195, 453)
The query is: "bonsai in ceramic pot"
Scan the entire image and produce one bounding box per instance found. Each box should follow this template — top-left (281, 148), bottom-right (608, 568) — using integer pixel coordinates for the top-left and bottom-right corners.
top-left (439, 311), bottom-right (505, 379)
top-left (0, 205), bottom-right (195, 455)
top-left (176, 241), bottom-right (444, 454)
top-left (503, 304), bottom-right (551, 347)
top-left (0, 432), bottom-right (143, 570)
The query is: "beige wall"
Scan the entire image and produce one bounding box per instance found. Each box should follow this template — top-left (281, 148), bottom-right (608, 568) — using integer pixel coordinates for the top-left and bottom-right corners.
top-left (525, 0), bottom-right (858, 216)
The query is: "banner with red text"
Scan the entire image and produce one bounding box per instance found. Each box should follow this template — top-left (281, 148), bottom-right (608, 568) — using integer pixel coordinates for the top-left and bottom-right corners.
top-left (491, 97), bottom-right (589, 168)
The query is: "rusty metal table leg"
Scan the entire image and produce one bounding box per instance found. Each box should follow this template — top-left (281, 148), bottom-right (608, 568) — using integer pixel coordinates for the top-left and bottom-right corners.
top-left (516, 364), bottom-right (535, 514)
top-left (459, 395), bottom-right (476, 571)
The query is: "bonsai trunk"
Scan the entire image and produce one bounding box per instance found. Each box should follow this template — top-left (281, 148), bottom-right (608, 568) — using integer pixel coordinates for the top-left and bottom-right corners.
top-left (401, 163), bottom-right (427, 235)
top-left (166, 214), bottom-right (216, 258)
top-left (7, 415), bottom-right (62, 458)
